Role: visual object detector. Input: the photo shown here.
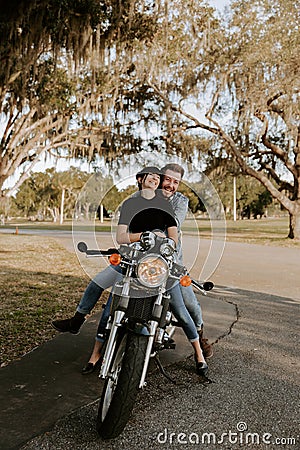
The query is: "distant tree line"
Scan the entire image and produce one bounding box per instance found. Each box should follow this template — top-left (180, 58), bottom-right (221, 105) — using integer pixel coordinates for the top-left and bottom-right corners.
top-left (0, 167), bottom-right (281, 223)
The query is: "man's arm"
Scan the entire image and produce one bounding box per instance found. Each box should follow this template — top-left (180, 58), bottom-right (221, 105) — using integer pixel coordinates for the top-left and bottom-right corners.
top-left (117, 224), bottom-right (178, 246)
top-left (171, 193), bottom-right (189, 228)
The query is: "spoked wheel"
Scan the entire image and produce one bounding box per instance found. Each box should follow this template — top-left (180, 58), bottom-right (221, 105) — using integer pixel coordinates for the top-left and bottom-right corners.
top-left (96, 332), bottom-right (148, 439)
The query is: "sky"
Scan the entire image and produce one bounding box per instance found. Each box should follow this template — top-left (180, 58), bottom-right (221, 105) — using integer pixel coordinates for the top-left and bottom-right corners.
top-left (208, 0), bottom-right (229, 10)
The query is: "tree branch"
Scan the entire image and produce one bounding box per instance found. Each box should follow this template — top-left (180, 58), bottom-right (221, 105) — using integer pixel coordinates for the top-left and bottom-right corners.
top-left (147, 81), bottom-right (219, 134)
top-left (254, 110), bottom-right (298, 179)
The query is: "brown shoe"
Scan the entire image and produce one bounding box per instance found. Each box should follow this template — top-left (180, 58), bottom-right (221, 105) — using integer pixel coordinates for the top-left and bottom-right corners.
top-left (198, 326), bottom-right (213, 359)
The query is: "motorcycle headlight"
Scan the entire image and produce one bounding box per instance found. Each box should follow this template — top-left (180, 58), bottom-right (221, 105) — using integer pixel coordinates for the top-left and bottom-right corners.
top-left (137, 254), bottom-right (169, 288)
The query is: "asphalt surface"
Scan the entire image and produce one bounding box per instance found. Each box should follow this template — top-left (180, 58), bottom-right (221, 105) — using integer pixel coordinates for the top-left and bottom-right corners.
top-left (1, 231), bottom-right (299, 450)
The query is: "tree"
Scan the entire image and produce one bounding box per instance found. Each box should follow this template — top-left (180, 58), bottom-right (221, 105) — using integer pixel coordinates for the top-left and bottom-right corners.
top-left (13, 167), bottom-right (91, 221)
top-left (131, 0), bottom-right (300, 239)
top-left (3, 0), bottom-right (299, 239)
top-left (74, 171), bottom-right (115, 221)
top-left (0, 1), bottom-right (158, 196)
top-left (204, 156), bottom-right (273, 218)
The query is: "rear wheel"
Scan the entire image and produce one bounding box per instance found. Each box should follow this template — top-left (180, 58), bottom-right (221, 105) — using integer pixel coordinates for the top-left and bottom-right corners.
top-left (96, 332), bottom-right (148, 439)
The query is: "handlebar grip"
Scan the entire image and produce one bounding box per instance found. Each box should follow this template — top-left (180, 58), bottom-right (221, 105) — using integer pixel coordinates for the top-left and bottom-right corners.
top-left (77, 242), bottom-right (118, 256)
top-left (191, 279), bottom-right (214, 292)
top-left (191, 279), bottom-right (205, 291)
top-left (86, 248), bottom-right (119, 256)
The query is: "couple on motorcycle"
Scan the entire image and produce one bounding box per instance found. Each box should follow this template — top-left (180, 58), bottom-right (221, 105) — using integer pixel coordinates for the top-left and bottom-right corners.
top-left (52, 163), bottom-right (213, 376)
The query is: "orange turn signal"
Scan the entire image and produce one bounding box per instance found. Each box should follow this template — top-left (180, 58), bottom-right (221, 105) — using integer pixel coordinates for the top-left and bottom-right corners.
top-left (109, 253), bottom-right (121, 266)
top-left (180, 275), bottom-right (192, 287)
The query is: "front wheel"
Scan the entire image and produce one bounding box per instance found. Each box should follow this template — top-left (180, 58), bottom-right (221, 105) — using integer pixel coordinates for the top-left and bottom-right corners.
top-left (96, 332), bottom-right (148, 439)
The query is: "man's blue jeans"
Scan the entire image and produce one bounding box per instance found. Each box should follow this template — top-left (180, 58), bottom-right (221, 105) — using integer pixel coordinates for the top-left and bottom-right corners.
top-left (96, 292), bottom-right (113, 342)
top-left (180, 284), bottom-right (203, 330)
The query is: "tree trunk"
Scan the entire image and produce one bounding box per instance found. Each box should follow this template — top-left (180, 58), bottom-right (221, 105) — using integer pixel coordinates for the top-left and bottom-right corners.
top-left (60, 188), bottom-right (65, 225)
top-left (84, 203), bottom-right (91, 220)
top-left (47, 207), bottom-right (59, 222)
top-left (288, 205), bottom-right (300, 240)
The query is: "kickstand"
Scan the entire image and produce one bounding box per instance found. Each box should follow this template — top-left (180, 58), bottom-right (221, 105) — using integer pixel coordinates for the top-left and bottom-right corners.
top-left (154, 354), bottom-right (176, 384)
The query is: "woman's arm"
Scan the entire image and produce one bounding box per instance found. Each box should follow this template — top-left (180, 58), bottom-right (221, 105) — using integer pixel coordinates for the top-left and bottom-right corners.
top-left (116, 224), bottom-right (142, 244)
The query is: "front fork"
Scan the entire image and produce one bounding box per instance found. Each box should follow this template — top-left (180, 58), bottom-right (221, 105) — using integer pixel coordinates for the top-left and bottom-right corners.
top-left (138, 289), bottom-right (168, 388)
top-left (138, 319), bottom-right (158, 388)
top-left (100, 283), bottom-right (167, 389)
top-left (99, 279), bottom-right (130, 379)
top-left (99, 309), bottom-right (125, 379)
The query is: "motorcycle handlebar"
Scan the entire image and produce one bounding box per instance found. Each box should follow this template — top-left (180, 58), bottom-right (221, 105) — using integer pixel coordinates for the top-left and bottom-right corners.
top-left (77, 242), bottom-right (214, 292)
top-left (191, 279), bottom-right (214, 293)
top-left (77, 241), bottom-right (119, 256)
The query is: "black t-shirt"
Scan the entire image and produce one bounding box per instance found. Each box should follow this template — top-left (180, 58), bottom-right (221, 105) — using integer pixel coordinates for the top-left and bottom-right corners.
top-left (118, 192), bottom-right (177, 233)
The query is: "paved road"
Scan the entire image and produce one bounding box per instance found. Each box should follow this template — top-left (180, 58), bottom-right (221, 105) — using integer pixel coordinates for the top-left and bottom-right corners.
top-left (1, 226), bottom-right (299, 301)
top-left (1, 292), bottom-right (235, 450)
top-left (177, 233), bottom-right (299, 302)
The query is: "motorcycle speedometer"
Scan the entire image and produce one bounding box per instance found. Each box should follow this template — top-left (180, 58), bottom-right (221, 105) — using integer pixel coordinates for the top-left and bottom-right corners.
top-left (160, 238), bottom-right (176, 257)
top-left (137, 254), bottom-right (169, 288)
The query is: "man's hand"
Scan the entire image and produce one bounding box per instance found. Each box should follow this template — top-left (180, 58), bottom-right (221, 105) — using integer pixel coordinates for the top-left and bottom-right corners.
top-left (140, 231), bottom-right (156, 249)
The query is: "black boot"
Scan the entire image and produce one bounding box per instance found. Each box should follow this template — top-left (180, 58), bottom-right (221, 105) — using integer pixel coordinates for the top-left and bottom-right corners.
top-left (52, 312), bottom-right (85, 334)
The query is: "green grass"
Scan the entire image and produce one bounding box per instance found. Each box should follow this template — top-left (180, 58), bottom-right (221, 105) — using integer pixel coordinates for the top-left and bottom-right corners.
top-left (0, 235), bottom-right (107, 367)
top-left (2, 215), bottom-right (298, 247)
top-left (2, 215), bottom-right (295, 243)
top-left (0, 218), bottom-right (111, 233)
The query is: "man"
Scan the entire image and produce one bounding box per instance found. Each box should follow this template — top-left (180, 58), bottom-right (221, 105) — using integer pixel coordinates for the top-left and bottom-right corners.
top-left (160, 164), bottom-right (212, 358)
top-left (86, 163), bottom-right (209, 373)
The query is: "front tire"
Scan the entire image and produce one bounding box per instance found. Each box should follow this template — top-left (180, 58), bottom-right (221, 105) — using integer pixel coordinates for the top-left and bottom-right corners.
top-left (96, 332), bottom-right (148, 439)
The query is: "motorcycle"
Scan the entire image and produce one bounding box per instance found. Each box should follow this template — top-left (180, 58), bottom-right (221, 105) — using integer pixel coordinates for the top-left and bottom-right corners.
top-left (78, 232), bottom-right (213, 439)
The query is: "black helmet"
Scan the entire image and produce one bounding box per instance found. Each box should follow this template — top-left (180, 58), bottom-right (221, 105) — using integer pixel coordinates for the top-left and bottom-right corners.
top-left (136, 166), bottom-right (161, 179)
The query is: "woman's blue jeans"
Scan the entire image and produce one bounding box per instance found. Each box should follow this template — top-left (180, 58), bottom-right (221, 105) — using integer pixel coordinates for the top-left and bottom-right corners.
top-left (77, 265), bottom-right (122, 316)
